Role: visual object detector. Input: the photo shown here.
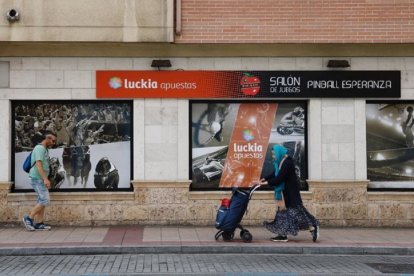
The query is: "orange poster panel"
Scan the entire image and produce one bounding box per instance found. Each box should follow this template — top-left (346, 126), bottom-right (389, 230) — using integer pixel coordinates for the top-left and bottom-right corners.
top-left (219, 103), bottom-right (278, 188)
top-left (96, 71), bottom-right (246, 98)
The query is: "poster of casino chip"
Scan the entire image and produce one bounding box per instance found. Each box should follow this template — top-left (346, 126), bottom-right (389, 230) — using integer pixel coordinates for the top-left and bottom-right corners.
top-left (190, 101), bottom-right (308, 190)
top-left (366, 102), bottom-right (414, 190)
top-left (12, 100), bottom-right (132, 191)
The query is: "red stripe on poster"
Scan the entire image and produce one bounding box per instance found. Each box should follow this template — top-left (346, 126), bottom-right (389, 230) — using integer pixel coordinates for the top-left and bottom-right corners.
top-left (219, 103), bottom-right (278, 188)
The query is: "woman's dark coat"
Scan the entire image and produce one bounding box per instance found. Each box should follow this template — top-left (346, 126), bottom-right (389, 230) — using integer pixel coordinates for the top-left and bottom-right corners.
top-left (264, 156), bottom-right (302, 208)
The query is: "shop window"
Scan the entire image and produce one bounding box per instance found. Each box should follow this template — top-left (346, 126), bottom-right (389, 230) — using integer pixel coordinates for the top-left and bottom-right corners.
top-left (12, 100), bottom-right (133, 192)
top-left (366, 101), bottom-right (414, 191)
top-left (190, 100), bottom-right (308, 191)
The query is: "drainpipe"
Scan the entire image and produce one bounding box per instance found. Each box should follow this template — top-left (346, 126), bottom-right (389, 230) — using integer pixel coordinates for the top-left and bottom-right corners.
top-left (175, 0), bottom-right (182, 36)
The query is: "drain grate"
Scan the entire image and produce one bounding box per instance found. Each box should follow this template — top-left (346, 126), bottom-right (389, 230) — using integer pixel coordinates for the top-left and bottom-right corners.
top-left (366, 263), bottom-right (414, 274)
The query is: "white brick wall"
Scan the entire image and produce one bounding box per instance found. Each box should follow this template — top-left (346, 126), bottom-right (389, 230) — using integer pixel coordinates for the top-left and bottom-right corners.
top-left (268, 58), bottom-right (296, 70)
top-left (186, 58), bottom-right (215, 70)
top-left (64, 71), bottom-right (93, 88)
top-left (354, 100), bottom-right (367, 179)
top-left (0, 56), bottom-right (413, 181)
top-left (0, 58), bottom-right (22, 70)
top-left (133, 100), bottom-right (145, 179)
top-left (70, 89), bottom-right (95, 99)
top-left (78, 58), bottom-right (106, 70)
top-left (0, 62), bottom-right (10, 88)
top-left (0, 100), bottom-right (10, 180)
top-left (106, 58), bottom-right (133, 69)
top-left (213, 58), bottom-right (242, 70)
top-left (0, 89), bottom-right (72, 100)
top-left (36, 71), bottom-right (64, 88)
top-left (241, 58), bottom-right (270, 70)
top-left (10, 71), bottom-right (35, 88)
top-left (177, 100), bottom-right (189, 179)
top-left (295, 58), bottom-right (324, 70)
top-left (320, 99), bottom-right (356, 180)
top-left (22, 58), bottom-right (50, 70)
top-left (308, 99), bottom-right (322, 180)
top-left (50, 58), bottom-right (78, 70)
top-left (350, 58), bottom-right (379, 70)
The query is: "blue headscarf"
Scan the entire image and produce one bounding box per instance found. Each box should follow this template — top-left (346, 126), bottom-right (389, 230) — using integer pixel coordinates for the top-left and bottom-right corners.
top-left (273, 144), bottom-right (287, 200)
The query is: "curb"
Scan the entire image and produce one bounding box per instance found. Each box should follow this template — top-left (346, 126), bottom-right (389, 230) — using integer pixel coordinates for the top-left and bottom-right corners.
top-left (1, 245), bottom-right (413, 256)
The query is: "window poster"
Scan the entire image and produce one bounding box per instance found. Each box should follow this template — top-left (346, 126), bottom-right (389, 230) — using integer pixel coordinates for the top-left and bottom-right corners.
top-left (13, 100), bottom-right (132, 191)
top-left (191, 101), bottom-right (307, 190)
top-left (366, 102), bottom-right (414, 190)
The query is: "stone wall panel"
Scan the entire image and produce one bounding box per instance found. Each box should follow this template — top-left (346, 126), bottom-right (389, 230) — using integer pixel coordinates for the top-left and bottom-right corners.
top-left (318, 219), bottom-right (346, 227)
top-left (173, 207), bottom-right (189, 224)
top-left (84, 205), bottom-right (111, 222)
top-left (314, 204), bottom-right (341, 219)
top-left (0, 191), bottom-right (8, 202)
top-left (1, 181), bottom-right (413, 227)
top-left (243, 202), bottom-right (276, 221)
top-left (174, 188), bottom-right (189, 204)
top-left (149, 188), bottom-right (175, 204)
top-left (410, 204), bottom-right (414, 220)
top-left (313, 189), bottom-right (366, 204)
top-left (187, 204), bottom-right (214, 221)
top-left (345, 219), bottom-right (380, 227)
top-left (367, 204), bottom-right (380, 219)
top-left (134, 188), bottom-right (150, 204)
top-left (149, 206), bottom-right (175, 222)
top-left (51, 205), bottom-right (84, 222)
top-left (123, 205), bottom-right (148, 221)
top-left (0, 205), bottom-right (18, 222)
top-left (17, 206), bottom-right (33, 221)
top-left (378, 204), bottom-right (406, 220)
top-left (110, 205), bottom-right (125, 221)
top-left (343, 204), bottom-right (367, 220)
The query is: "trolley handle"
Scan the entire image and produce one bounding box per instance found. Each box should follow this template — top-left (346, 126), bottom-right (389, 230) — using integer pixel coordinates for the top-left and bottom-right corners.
top-left (248, 184), bottom-right (261, 200)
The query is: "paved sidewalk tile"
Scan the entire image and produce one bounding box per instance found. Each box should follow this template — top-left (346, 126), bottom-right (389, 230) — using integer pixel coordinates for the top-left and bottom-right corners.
top-left (44, 228), bottom-right (73, 243)
top-left (178, 227), bottom-right (199, 242)
top-left (5, 229), bottom-right (27, 244)
top-left (195, 227), bottom-right (216, 241)
top-left (143, 227), bottom-right (161, 242)
top-left (122, 226), bottom-right (144, 245)
top-left (0, 225), bottom-right (414, 256)
top-left (161, 227), bottom-right (180, 242)
top-left (83, 227), bottom-right (108, 243)
top-left (64, 227), bottom-right (92, 243)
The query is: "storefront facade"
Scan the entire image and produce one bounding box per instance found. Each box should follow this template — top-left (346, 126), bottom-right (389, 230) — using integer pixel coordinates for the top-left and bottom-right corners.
top-left (1, 0), bottom-right (414, 227)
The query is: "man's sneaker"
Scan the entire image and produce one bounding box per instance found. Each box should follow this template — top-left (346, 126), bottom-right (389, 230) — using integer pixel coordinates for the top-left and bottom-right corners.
top-left (34, 223), bottom-right (52, 231)
top-left (22, 215), bottom-right (35, 231)
top-left (271, 235), bottom-right (288, 242)
top-left (311, 225), bottom-right (319, 242)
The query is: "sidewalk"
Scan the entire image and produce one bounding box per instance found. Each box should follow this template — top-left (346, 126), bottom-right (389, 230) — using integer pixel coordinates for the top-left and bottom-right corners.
top-left (0, 225), bottom-right (413, 256)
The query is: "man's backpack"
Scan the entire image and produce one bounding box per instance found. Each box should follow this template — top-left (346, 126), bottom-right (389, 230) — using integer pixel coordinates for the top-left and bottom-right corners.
top-left (22, 152), bottom-right (35, 173)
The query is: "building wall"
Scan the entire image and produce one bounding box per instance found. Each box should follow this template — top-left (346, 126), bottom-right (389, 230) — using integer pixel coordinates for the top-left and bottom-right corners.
top-left (0, 0), bottom-right (174, 42)
top-left (1, 57), bottom-right (414, 180)
top-left (177, 0), bottom-right (414, 43)
top-left (2, 0), bottom-right (413, 44)
top-left (1, 0), bottom-right (413, 227)
top-left (0, 56), bottom-right (413, 226)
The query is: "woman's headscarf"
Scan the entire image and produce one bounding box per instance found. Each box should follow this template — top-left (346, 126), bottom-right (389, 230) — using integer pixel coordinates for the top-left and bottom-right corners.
top-left (273, 144), bottom-right (287, 200)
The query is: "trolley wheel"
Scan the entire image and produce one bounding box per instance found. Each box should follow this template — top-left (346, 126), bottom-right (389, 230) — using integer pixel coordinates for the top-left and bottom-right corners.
top-left (222, 231), bottom-right (234, 241)
top-left (240, 229), bottom-right (247, 239)
top-left (241, 231), bottom-right (253, 243)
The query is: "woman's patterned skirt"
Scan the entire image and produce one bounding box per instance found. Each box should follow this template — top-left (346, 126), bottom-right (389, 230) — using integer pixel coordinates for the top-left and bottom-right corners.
top-left (264, 205), bottom-right (319, 236)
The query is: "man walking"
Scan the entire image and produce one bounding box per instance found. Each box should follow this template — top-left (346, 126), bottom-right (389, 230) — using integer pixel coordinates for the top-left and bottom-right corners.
top-left (22, 131), bottom-right (57, 231)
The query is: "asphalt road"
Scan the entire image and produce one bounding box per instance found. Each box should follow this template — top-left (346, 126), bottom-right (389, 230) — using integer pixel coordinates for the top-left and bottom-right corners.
top-left (1, 253), bottom-right (414, 275)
